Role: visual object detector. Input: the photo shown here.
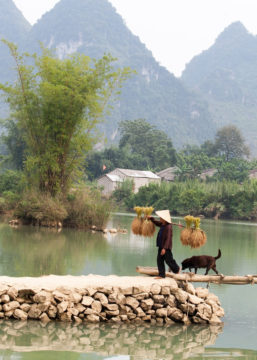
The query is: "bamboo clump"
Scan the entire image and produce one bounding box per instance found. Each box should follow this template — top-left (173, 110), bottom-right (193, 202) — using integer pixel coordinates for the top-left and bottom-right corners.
top-left (131, 206), bottom-right (155, 237)
top-left (180, 215), bottom-right (207, 249)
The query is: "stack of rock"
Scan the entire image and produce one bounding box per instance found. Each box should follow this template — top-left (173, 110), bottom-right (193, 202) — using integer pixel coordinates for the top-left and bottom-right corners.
top-left (0, 277), bottom-right (224, 325)
top-left (0, 320), bottom-right (224, 358)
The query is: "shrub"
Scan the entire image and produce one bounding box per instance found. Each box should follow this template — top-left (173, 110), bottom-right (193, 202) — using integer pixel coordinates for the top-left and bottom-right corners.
top-left (64, 187), bottom-right (112, 229)
top-left (15, 191), bottom-right (68, 225)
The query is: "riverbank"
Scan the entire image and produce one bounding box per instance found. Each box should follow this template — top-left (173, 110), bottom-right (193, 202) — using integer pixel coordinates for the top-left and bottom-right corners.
top-left (0, 275), bottom-right (224, 324)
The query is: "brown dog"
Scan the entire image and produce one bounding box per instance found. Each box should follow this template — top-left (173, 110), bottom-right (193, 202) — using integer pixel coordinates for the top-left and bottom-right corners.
top-left (181, 249), bottom-right (221, 275)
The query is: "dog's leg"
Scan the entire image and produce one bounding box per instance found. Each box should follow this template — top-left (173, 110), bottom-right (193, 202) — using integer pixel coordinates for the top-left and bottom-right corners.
top-left (212, 266), bottom-right (219, 275)
top-left (194, 268), bottom-right (197, 274)
top-left (205, 267), bottom-right (210, 275)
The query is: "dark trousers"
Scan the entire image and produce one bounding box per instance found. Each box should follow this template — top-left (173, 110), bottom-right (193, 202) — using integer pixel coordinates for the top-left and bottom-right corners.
top-left (157, 248), bottom-right (179, 278)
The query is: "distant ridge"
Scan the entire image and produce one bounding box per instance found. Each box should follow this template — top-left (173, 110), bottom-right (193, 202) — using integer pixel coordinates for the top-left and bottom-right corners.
top-left (182, 21), bottom-right (257, 155)
top-left (0, 0), bottom-right (216, 148)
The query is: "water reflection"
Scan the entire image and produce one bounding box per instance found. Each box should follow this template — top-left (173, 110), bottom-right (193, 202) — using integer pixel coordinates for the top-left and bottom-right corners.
top-left (0, 320), bottom-right (224, 359)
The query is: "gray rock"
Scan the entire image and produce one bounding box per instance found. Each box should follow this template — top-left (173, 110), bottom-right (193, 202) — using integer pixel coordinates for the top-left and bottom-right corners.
top-left (167, 307), bottom-right (184, 321)
top-left (195, 287), bottom-right (209, 299)
top-left (87, 314), bottom-right (100, 322)
top-left (7, 287), bottom-right (18, 300)
top-left (197, 303), bottom-right (212, 321)
top-left (141, 298), bottom-right (154, 310)
top-left (161, 286), bottom-right (171, 295)
top-left (47, 304), bottom-right (57, 318)
top-left (174, 289), bottom-right (188, 303)
top-left (20, 303), bottom-right (31, 313)
top-left (209, 314), bottom-right (222, 324)
top-left (82, 296), bottom-right (94, 306)
top-left (39, 313), bottom-right (51, 323)
top-left (33, 291), bottom-right (52, 304)
top-left (179, 302), bottom-right (196, 316)
top-left (126, 296), bottom-right (139, 309)
top-left (94, 292), bottom-right (108, 305)
top-left (74, 303), bottom-right (86, 313)
top-left (69, 292), bottom-right (82, 304)
top-left (60, 312), bottom-right (72, 322)
top-left (105, 309), bottom-right (120, 316)
top-left (133, 292), bottom-right (149, 300)
top-left (0, 285), bottom-right (9, 296)
top-left (192, 315), bottom-right (208, 324)
top-left (153, 295), bottom-right (165, 304)
top-left (104, 303), bottom-right (118, 311)
top-left (135, 307), bottom-right (146, 317)
top-left (91, 300), bottom-right (102, 314)
top-left (74, 316), bottom-right (82, 324)
top-left (38, 302), bottom-right (51, 313)
top-left (1, 294), bottom-right (10, 303)
top-left (150, 284), bottom-right (161, 295)
top-left (3, 301), bottom-right (20, 312)
top-left (57, 301), bottom-right (68, 314)
top-left (120, 287), bottom-right (133, 295)
top-left (53, 291), bottom-right (67, 302)
top-left (184, 283), bottom-right (195, 295)
top-left (5, 310), bottom-right (14, 317)
top-left (188, 294), bottom-right (204, 305)
top-left (28, 304), bottom-right (42, 319)
top-left (13, 309), bottom-right (28, 321)
top-left (166, 295), bottom-right (176, 307)
top-left (156, 308), bottom-right (168, 318)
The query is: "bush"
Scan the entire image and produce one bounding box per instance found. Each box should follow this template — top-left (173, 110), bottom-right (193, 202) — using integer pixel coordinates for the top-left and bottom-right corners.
top-left (64, 187), bottom-right (112, 229)
top-left (0, 170), bottom-right (23, 194)
top-left (15, 191), bottom-right (68, 225)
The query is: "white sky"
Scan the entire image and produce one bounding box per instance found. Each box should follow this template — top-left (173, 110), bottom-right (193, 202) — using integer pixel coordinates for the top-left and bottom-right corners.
top-left (13, 0), bottom-right (257, 76)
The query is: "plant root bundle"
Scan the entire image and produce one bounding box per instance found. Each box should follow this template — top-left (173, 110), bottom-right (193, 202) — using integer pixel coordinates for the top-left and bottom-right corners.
top-left (131, 206), bottom-right (155, 237)
top-left (131, 207), bottom-right (143, 235)
top-left (180, 215), bottom-right (207, 249)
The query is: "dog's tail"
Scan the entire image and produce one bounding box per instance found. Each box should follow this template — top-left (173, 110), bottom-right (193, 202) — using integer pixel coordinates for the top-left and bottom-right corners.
top-left (215, 249), bottom-right (221, 260)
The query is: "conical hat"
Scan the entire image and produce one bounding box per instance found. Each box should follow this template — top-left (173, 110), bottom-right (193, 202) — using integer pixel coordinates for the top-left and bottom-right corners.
top-left (155, 210), bottom-right (172, 224)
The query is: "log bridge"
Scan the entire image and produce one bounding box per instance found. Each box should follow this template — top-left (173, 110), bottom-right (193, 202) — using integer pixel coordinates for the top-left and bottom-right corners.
top-left (136, 266), bottom-right (257, 285)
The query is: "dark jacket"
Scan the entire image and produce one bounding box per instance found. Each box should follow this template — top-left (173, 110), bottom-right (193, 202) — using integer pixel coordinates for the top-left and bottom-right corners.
top-left (150, 217), bottom-right (173, 250)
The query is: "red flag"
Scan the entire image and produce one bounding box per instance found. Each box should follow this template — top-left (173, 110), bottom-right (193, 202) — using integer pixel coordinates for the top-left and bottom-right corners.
top-left (102, 164), bottom-right (107, 171)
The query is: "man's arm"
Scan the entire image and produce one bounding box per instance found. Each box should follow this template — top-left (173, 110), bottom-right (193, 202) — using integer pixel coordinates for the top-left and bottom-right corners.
top-left (148, 216), bottom-right (162, 227)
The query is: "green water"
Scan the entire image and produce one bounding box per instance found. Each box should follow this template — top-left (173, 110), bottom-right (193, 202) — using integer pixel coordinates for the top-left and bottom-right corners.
top-left (0, 213), bottom-right (257, 359)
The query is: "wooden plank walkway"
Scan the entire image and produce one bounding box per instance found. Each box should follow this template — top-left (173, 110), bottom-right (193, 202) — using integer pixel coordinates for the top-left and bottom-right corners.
top-left (136, 266), bottom-right (257, 285)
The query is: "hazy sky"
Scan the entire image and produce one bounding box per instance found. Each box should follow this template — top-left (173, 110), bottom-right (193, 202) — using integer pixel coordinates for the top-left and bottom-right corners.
top-left (13, 0), bottom-right (257, 76)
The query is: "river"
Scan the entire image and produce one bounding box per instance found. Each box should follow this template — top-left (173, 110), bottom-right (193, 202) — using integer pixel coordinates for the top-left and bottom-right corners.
top-left (0, 213), bottom-right (256, 359)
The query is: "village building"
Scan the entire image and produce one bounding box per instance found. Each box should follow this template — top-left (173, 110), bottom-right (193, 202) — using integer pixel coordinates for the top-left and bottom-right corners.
top-left (249, 169), bottom-right (257, 179)
top-left (97, 168), bottom-right (161, 196)
top-left (157, 166), bottom-right (180, 182)
top-left (198, 168), bottom-right (218, 180)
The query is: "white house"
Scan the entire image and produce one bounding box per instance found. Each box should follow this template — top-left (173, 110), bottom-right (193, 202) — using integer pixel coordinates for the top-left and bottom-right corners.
top-left (157, 167), bottom-right (180, 182)
top-left (249, 169), bottom-right (257, 179)
top-left (97, 168), bottom-right (161, 196)
top-left (199, 168), bottom-right (218, 180)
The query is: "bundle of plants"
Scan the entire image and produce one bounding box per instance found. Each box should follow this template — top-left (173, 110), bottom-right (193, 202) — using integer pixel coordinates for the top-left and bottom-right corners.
top-left (131, 206), bottom-right (144, 235)
top-left (190, 217), bottom-right (207, 249)
top-left (180, 215), bottom-right (207, 249)
top-left (141, 207), bottom-right (155, 237)
top-left (180, 215), bottom-right (194, 246)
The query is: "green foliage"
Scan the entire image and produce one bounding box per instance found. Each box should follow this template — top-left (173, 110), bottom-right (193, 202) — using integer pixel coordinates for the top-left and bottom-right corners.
top-left (64, 187), bottom-right (112, 228)
top-left (124, 180), bottom-right (257, 220)
top-left (111, 179), bottom-right (134, 205)
top-left (0, 170), bottom-right (23, 194)
top-left (85, 119), bottom-right (177, 179)
top-left (0, 40), bottom-right (130, 196)
top-left (15, 191), bottom-right (68, 224)
top-left (214, 125), bottom-right (250, 161)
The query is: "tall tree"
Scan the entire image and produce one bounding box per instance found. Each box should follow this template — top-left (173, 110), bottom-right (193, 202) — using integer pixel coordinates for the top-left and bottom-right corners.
top-left (214, 125), bottom-right (250, 161)
top-left (119, 119), bottom-right (177, 171)
top-left (0, 40), bottom-right (130, 195)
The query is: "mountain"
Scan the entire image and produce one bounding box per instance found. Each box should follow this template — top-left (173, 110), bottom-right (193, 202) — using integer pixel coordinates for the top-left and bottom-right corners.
top-left (181, 22), bottom-right (257, 155)
top-left (0, 0), bottom-right (31, 82)
top-left (18, 0), bottom-right (215, 148)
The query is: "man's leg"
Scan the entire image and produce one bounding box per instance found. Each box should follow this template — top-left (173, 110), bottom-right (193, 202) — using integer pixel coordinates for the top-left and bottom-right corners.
top-left (164, 250), bottom-right (180, 274)
top-left (157, 248), bottom-right (165, 278)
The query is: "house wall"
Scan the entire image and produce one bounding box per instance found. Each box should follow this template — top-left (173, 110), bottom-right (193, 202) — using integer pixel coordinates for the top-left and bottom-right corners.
top-left (133, 177), bottom-right (160, 193)
top-left (249, 171), bottom-right (257, 179)
top-left (97, 177), bottom-right (117, 196)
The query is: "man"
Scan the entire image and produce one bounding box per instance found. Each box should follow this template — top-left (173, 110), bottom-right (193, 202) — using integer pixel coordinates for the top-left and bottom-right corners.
top-left (148, 210), bottom-right (180, 278)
